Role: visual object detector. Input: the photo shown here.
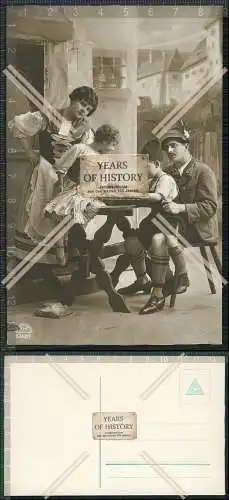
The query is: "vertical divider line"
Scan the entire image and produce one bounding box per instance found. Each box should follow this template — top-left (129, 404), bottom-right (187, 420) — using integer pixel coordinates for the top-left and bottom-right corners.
top-left (99, 376), bottom-right (102, 488)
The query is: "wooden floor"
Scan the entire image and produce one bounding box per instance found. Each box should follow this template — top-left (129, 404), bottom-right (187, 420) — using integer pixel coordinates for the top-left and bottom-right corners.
top-left (8, 249), bottom-right (223, 347)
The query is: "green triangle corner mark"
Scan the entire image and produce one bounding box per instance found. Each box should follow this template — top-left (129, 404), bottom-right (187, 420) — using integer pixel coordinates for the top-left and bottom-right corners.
top-left (185, 378), bottom-right (204, 396)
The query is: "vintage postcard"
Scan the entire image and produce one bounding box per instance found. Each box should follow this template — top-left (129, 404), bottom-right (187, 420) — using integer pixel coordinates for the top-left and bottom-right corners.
top-left (4, 4), bottom-right (226, 345)
top-left (4, 354), bottom-right (225, 496)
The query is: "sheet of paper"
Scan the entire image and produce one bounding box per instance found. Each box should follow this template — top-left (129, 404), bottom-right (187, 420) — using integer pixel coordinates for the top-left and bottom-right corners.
top-left (5, 355), bottom-right (225, 496)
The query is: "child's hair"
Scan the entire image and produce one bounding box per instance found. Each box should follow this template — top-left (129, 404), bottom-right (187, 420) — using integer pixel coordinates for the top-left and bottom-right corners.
top-left (141, 136), bottom-right (162, 162)
top-left (95, 124), bottom-right (120, 145)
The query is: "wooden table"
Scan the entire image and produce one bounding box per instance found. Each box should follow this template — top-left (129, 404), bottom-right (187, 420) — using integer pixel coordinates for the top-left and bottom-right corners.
top-left (55, 201), bottom-right (144, 312)
top-left (94, 197), bottom-right (155, 259)
top-left (83, 197), bottom-right (156, 296)
top-left (92, 198), bottom-right (183, 295)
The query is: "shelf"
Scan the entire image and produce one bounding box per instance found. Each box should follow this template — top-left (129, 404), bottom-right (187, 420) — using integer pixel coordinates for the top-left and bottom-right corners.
top-left (97, 88), bottom-right (132, 101)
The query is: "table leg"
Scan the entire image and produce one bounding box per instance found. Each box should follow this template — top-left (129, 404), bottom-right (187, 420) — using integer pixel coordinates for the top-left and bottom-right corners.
top-left (67, 222), bottom-right (130, 312)
top-left (109, 216), bottom-right (133, 286)
top-left (92, 215), bottom-right (118, 254)
top-left (90, 215), bottom-right (130, 312)
top-left (110, 254), bottom-right (131, 287)
top-left (89, 247), bottom-right (130, 313)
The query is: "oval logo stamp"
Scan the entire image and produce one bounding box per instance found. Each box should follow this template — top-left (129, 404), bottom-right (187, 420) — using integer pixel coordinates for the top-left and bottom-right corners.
top-left (92, 412), bottom-right (137, 440)
top-left (7, 322), bottom-right (33, 343)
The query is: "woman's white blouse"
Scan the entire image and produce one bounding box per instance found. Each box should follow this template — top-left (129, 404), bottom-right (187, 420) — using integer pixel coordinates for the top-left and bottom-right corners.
top-left (8, 111), bottom-right (46, 138)
top-left (8, 110), bottom-right (94, 144)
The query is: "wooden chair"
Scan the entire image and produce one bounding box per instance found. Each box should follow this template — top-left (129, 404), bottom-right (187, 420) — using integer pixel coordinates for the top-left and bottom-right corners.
top-left (169, 243), bottom-right (222, 308)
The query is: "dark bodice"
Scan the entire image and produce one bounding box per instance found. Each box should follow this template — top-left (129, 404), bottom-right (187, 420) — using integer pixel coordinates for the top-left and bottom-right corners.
top-left (38, 113), bottom-right (91, 182)
top-left (39, 128), bottom-right (56, 164)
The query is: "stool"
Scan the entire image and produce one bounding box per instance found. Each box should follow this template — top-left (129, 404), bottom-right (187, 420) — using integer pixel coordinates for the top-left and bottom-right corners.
top-left (170, 243), bottom-right (222, 308)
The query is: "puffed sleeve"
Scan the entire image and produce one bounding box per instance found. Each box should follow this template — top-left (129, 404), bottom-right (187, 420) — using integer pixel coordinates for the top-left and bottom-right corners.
top-left (82, 128), bottom-right (95, 145)
top-left (8, 111), bottom-right (46, 138)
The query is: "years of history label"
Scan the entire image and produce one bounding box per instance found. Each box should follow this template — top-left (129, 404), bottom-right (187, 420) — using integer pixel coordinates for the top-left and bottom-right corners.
top-left (92, 412), bottom-right (137, 440)
top-left (80, 154), bottom-right (148, 197)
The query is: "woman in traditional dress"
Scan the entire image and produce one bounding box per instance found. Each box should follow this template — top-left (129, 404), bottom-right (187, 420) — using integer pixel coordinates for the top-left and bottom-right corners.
top-left (9, 89), bottom-right (130, 317)
top-left (8, 86), bottom-right (98, 316)
top-left (8, 86), bottom-right (98, 265)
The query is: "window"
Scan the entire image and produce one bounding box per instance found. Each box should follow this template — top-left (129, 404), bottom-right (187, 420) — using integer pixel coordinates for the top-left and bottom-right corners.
top-left (199, 67), bottom-right (204, 73)
top-left (172, 73), bottom-right (179, 81)
top-left (92, 51), bottom-right (127, 89)
top-left (185, 73), bottom-right (189, 79)
top-left (192, 70), bottom-right (196, 75)
top-left (212, 41), bottom-right (215, 49)
top-left (211, 28), bottom-right (216, 36)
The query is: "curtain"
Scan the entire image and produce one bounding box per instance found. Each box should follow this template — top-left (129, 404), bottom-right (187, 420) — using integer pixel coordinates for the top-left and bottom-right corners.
top-left (44, 41), bottom-right (69, 109)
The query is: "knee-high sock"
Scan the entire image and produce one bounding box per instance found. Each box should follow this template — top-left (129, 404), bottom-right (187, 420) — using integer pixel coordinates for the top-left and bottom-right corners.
top-left (124, 235), bottom-right (147, 281)
top-left (168, 246), bottom-right (187, 275)
top-left (147, 247), bottom-right (170, 287)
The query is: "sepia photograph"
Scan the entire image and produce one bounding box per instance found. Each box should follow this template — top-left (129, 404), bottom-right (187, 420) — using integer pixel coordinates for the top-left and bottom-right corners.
top-left (5, 4), bottom-right (225, 346)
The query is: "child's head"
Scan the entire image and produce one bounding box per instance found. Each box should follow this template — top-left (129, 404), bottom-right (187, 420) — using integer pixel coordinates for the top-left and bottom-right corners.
top-left (94, 124), bottom-right (121, 153)
top-left (141, 137), bottom-right (162, 178)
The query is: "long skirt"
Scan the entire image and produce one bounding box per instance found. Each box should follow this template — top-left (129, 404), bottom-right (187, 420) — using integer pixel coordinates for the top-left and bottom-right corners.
top-left (15, 156), bottom-right (60, 265)
top-left (14, 157), bottom-right (104, 267)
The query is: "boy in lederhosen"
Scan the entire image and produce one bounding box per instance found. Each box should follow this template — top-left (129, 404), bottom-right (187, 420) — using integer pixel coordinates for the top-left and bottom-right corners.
top-left (117, 137), bottom-right (189, 313)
